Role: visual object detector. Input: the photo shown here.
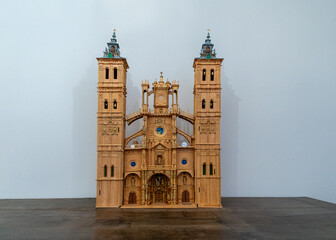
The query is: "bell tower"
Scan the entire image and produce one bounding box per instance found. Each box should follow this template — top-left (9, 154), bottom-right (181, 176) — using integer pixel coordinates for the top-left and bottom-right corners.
top-left (193, 31), bottom-right (223, 207)
top-left (96, 30), bottom-right (129, 207)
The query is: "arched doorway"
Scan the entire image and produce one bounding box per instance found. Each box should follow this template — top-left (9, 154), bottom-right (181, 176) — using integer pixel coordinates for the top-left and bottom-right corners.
top-left (129, 192), bottom-right (137, 204)
top-left (182, 190), bottom-right (190, 203)
top-left (148, 174), bottom-right (171, 204)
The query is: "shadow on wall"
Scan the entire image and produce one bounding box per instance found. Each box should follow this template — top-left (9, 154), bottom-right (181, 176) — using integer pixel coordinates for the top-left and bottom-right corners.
top-left (221, 73), bottom-right (240, 197)
top-left (72, 64), bottom-right (98, 197)
top-left (125, 73), bottom-right (141, 138)
top-left (73, 69), bottom-right (141, 197)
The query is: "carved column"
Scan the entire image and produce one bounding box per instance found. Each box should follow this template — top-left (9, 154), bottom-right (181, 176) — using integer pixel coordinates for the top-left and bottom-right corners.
top-left (141, 170), bottom-right (145, 205)
top-left (173, 170), bottom-right (177, 204)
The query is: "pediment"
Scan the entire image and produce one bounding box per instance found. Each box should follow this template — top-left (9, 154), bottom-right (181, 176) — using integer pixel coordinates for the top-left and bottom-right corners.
top-left (151, 142), bottom-right (170, 150)
top-left (154, 143), bottom-right (166, 149)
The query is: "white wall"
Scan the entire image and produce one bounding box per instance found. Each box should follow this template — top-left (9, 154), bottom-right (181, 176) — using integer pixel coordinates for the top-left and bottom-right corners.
top-left (1, 0), bottom-right (335, 203)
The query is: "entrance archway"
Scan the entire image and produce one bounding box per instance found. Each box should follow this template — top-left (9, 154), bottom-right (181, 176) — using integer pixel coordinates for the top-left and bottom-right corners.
top-left (148, 174), bottom-right (171, 204)
top-left (129, 192), bottom-right (137, 204)
top-left (182, 190), bottom-right (190, 203)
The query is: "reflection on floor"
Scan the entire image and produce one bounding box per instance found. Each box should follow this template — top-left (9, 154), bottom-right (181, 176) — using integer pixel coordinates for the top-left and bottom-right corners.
top-left (0, 197), bottom-right (335, 239)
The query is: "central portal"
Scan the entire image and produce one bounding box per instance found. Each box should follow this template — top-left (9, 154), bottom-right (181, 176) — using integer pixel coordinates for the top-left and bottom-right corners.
top-left (148, 174), bottom-right (171, 204)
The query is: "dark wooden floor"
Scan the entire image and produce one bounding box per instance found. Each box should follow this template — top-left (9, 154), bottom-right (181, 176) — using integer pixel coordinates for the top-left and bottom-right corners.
top-left (0, 197), bottom-right (335, 239)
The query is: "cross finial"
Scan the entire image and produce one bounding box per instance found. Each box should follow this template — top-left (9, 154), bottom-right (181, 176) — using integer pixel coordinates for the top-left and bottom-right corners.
top-left (207, 29), bottom-right (210, 32)
top-left (112, 29), bottom-right (116, 39)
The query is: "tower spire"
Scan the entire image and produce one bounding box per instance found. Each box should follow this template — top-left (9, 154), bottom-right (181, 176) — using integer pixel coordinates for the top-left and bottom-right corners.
top-left (199, 30), bottom-right (216, 59)
top-left (112, 29), bottom-right (116, 40)
top-left (103, 29), bottom-right (122, 58)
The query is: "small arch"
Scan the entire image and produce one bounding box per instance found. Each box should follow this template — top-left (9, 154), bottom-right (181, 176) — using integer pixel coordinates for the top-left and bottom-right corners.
top-left (111, 165), bottom-right (114, 177)
top-left (202, 69), bottom-right (206, 81)
top-left (203, 163), bottom-right (206, 175)
top-left (114, 68), bottom-right (117, 79)
top-left (177, 171), bottom-right (193, 178)
top-left (104, 165), bottom-right (107, 177)
top-left (125, 172), bottom-right (141, 179)
top-left (210, 99), bottom-right (214, 109)
top-left (182, 190), bottom-right (190, 203)
top-left (104, 100), bottom-right (108, 109)
top-left (210, 163), bottom-right (213, 175)
top-left (105, 68), bottom-right (109, 79)
top-left (210, 69), bottom-right (214, 81)
top-left (113, 100), bottom-right (117, 109)
top-left (202, 99), bottom-right (206, 109)
top-left (111, 46), bottom-right (115, 53)
top-left (205, 46), bottom-right (210, 54)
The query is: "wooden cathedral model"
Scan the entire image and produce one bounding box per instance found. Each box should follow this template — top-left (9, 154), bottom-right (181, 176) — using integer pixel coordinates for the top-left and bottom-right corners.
top-left (96, 31), bottom-right (223, 208)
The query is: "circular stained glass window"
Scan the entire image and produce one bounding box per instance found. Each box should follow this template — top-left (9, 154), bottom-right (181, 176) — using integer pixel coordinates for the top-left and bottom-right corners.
top-left (182, 159), bottom-right (187, 165)
top-left (131, 161), bottom-right (136, 167)
top-left (156, 127), bottom-right (164, 135)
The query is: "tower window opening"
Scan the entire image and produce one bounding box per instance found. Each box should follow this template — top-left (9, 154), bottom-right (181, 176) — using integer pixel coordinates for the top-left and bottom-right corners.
top-left (105, 68), bottom-right (109, 79)
top-left (205, 46), bottom-right (210, 54)
top-left (113, 100), bottom-right (117, 109)
top-left (202, 99), bottom-right (206, 109)
top-left (114, 68), bottom-right (117, 79)
top-left (203, 163), bottom-right (206, 175)
top-left (210, 163), bottom-right (213, 175)
top-left (202, 69), bottom-right (206, 81)
top-left (210, 100), bottom-right (214, 109)
top-left (111, 165), bottom-right (114, 177)
top-left (111, 46), bottom-right (115, 53)
top-left (211, 69), bottom-right (214, 81)
top-left (104, 165), bottom-right (107, 177)
top-left (104, 100), bottom-right (108, 109)
top-left (143, 90), bottom-right (147, 105)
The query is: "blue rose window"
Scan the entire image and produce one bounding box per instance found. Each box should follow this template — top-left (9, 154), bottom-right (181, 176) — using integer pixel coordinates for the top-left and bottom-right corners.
top-left (182, 159), bottom-right (187, 165)
top-left (131, 161), bottom-right (136, 167)
top-left (156, 127), bottom-right (164, 135)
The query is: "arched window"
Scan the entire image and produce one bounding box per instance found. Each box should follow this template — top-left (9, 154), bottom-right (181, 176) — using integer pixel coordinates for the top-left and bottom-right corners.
top-left (104, 165), bottom-right (107, 177)
top-left (105, 68), bottom-right (109, 79)
top-left (210, 163), bottom-right (213, 175)
top-left (203, 163), bottom-right (206, 175)
top-left (111, 165), bottom-right (114, 177)
top-left (104, 100), bottom-right (108, 109)
top-left (202, 99), bottom-right (206, 109)
top-left (111, 46), bottom-right (115, 53)
top-left (202, 69), bottom-right (206, 81)
top-left (113, 100), bottom-right (117, 109)
top-left (205, 46), bottom-right (210, 54)
top-left (211, 69), bottom-right (214, 81)
top-left (210, 100), bottom-right (214, 109)
top-left (114, 68), bottom-right (117, 79)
